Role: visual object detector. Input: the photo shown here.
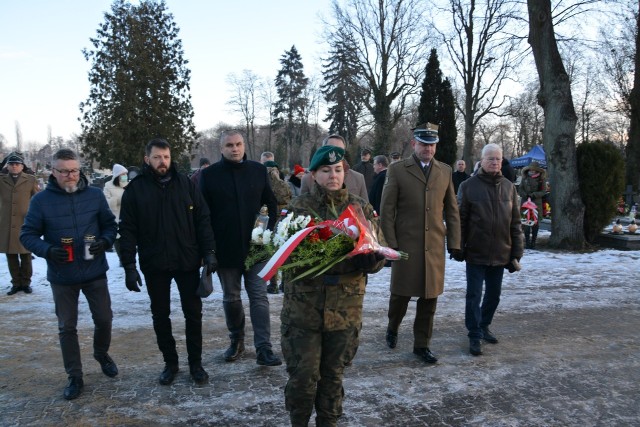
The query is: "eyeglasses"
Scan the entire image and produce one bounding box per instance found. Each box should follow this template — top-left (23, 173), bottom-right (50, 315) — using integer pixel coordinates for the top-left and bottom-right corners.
top-left (54, 168), bottom-right (80, 177)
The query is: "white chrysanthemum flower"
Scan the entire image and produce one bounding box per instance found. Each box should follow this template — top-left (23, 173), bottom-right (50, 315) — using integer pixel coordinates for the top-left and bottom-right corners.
top-left (251, 227), bottom-right (263, 243)
top-left (262, 229), bottom-right (272, 245)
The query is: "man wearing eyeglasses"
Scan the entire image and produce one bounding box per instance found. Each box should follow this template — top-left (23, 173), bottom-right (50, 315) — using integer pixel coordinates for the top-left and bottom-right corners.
top-left (20, 148), bottom-right (118, 401)
top-left (454, 143), bottom-right (523, 356)
top-left (0, 152), bottom-right (39, 295)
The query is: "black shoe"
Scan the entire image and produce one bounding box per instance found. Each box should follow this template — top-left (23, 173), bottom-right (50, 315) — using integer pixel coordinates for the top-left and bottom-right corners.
top-left (256, 348), bottom-right (282, 366)
top-left (63, 376), bottom-right (84, 400)
top-left (470, 339), bottom-right (482, 356)
top-left (7, 286), bottom-right (20, 295)
top-left (413, 347), bottom-right (438, 364)
top-left (159, 364), bottom-right (179, 385)
top-left (190, 364), bottom-right (209, 385)
top-left (385, 329), bottom-right (397, 349)
top-left (96, 354), bottom-right (118, 377)
top-left (481, 327), bottom-right (498, 344)
top-left (22, 286), bottom-right (33, 294)
top-left (223, 340), bottom-right (245, 362)
top-left (266, 282), bottom-right (279, 294)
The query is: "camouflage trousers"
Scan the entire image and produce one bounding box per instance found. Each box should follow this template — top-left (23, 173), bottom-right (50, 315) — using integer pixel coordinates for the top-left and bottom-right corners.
top-left (280, 272), bottom-right (365, 427)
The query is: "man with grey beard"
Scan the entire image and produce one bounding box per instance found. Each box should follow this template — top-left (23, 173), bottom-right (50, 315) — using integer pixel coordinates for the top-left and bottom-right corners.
top-left (21, 148), bottom-right (118, 401)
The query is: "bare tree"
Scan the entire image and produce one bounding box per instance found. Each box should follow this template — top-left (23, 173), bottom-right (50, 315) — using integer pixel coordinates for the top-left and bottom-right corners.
top-left (226, 69), bottom-right (260, 159)
top-left (503, 81), bottom-right (544, 156)
top-left (14, 121), bottom-right (22, 153)
top-left (258, 77), bottom-right (277, 152)
top-left (528, 0), bottom-right (585, 249)
top-left (327, 0), bottom-right (430, 155)
top-left (439, 0), bottom-right (521, 173)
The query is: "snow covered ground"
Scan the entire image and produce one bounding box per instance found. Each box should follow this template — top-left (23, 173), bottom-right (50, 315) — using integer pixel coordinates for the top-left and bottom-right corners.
top-left (4, 230), bottom-right (639, 324)
top-left (2, 229), bottom-right (640, 426)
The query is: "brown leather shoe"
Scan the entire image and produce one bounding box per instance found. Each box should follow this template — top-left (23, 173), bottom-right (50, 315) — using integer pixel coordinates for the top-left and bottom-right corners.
top-left (224, 340), bottom-right (245, 362)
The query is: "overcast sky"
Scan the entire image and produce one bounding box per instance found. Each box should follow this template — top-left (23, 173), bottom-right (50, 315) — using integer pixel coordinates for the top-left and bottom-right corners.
top-left (0, 0), bottom-right (332, 148)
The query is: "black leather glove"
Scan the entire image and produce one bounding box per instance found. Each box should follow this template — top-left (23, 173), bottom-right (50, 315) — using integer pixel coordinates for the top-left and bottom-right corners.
top-left (124, 264), bottom-right (143, 292)
top-left (47, 247), bottom-right (69, 263)
top-left (89, 238), bottom-right (109, 256)
top-left (352, 252), bottom-right (385, 271)
top-left (204, 250), bottom-right (218, 275)
top-left (449, 249), bottom-right (465, 262)
top-left (505, 258), bottom-right (521, 273)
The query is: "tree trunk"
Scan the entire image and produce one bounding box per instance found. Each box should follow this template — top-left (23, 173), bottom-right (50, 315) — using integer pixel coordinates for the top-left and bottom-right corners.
top-left (527, 0), bottom-right (585, 249)
top-left (626, 2), bottom-right (640, 192)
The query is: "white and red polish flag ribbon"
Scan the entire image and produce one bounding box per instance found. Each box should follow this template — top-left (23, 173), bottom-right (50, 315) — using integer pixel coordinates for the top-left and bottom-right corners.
top-left (257, 222), bottom-right (328, 281)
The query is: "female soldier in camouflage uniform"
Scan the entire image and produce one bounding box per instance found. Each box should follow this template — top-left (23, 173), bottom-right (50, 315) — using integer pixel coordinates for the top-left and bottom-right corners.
top-left (280, 145), bottom-right (385, 427)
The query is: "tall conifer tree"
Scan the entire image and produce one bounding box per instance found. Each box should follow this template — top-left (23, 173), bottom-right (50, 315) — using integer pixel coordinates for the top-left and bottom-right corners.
top-left (80, 0), bottom-right (196, 167)
top-left (416, 49), bottom-right (458, 166)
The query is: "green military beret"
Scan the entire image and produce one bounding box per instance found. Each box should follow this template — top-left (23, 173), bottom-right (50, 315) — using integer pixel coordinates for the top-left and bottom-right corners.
top-left (309, 146), bottom-right (345, 171)
top-left (264, 160), bottom-right (279, 168)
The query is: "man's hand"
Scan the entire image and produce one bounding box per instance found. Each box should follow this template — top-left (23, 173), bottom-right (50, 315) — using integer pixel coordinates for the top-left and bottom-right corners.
top-left (89, 238), bottom-right (109, 256)
top-left (204, 251), bottom-right (218, 275)
top-left (47, 247), bottom-right (69, 263)
top-left (448, 249), bottom-right (465, 262)
top-left (352, 252), bottom-right (385, 271)
top-left (505, 258), bottom-right (521, 273)
top-left (124, 264), bottom-right (143, 292)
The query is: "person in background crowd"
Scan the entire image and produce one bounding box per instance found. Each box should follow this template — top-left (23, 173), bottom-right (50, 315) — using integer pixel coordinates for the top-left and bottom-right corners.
top-left (501, 158), bottom-right (517, 183)
top-left (261, 151), bottom-right (285, 180)
top-left (390, 151), bottom-right (401, 163)
top-left (353, 147), bottom-right (375, 192)
top-left (189, 157), bottom-right (210, 188)
top-left (288, 164), bottom-right (305, 197)
top-left (368, 154), bottom-right (388, 214)
top-left (103, 163), bottom-right (128, 260)
top-left (452, 159), bottom-right (470, 194)
top-left (119, 138), bottom-right (217, 386)
top-left (200, 130), bottom-right (282, 367)
top-left (380, 123), bottom-right (461, 364)
top-left (300, 135), bottom-right (369, 202)
top-left (21, 148), bottom-right (118, 400)
top-left (281, 145), bottom-right (385, 426)
top-left (1, 152), bottom-right (39, 295)
top-left (518, 161), bottom-right (547, 249)
top-left (455, 143), bottom-right (523, 356)
top-left (262, 158), bottom-right (292, 294)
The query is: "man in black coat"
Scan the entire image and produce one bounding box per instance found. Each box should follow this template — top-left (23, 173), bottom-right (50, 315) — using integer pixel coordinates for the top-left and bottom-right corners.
top-left (452, 159), bottom-right (470, 194)
top-left (200, 130), bottom-right (282, 367)
top-left (368, 154), bottom-right (388, 213)
top-left (119, 138), bottom-right (217, 386)
top-left (353, 148), bottom-right (375, 192)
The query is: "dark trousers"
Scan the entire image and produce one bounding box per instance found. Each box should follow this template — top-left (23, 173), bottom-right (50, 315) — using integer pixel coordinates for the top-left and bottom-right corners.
top-left (6, 253), bottom-right (33, 287)
top-left (387, 293), bottom-right (438, 348)
top-left (50, 277), bottom-right (113, 378)
top-left (143, 270), bottom-right (203, 366)
top-left (465, 263), bottom-right (504, 339)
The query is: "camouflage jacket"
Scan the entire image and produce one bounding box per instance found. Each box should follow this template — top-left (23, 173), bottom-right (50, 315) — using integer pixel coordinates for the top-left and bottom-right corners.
top-left (268, 167), bottom-right (292, 211)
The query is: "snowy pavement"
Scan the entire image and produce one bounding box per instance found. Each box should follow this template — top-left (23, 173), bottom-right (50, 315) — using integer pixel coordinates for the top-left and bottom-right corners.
top-left (1, 231), bottom-right (639, 426)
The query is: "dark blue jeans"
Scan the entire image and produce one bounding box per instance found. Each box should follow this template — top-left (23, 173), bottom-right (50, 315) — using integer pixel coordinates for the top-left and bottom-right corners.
top-left (50, 277), bottom-right (112, 379)
top-left (217, 262), bottom-right (272, 351)
top-left (143, 270), bottom-right (202, 367)
top-left (465, 263), bottom-right (504, 339)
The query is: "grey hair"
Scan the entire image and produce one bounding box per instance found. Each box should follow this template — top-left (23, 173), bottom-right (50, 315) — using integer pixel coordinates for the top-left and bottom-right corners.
top-left (53, 148), bottom-right (78, 162)
top-left (220, 130), bottom-right (244, 145)
top-left (481, 143), bottom-right (502, 158)
top-left (322, 134), bottom-right (346, 146)
top-left (374, 155), bottom-right (389, 167)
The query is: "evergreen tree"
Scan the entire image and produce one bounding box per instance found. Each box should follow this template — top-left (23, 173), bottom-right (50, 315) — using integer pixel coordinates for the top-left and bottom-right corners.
top-left (273, 46), bottom-right (309, 166)
top-left (80, 0), bottom-right (196, 167)
top-left (321, 33), bottom-right (366, 148)
top-left (435, 78), bottom-right (458, 166)
top-left (416, 49), bottom-right (458, 166)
